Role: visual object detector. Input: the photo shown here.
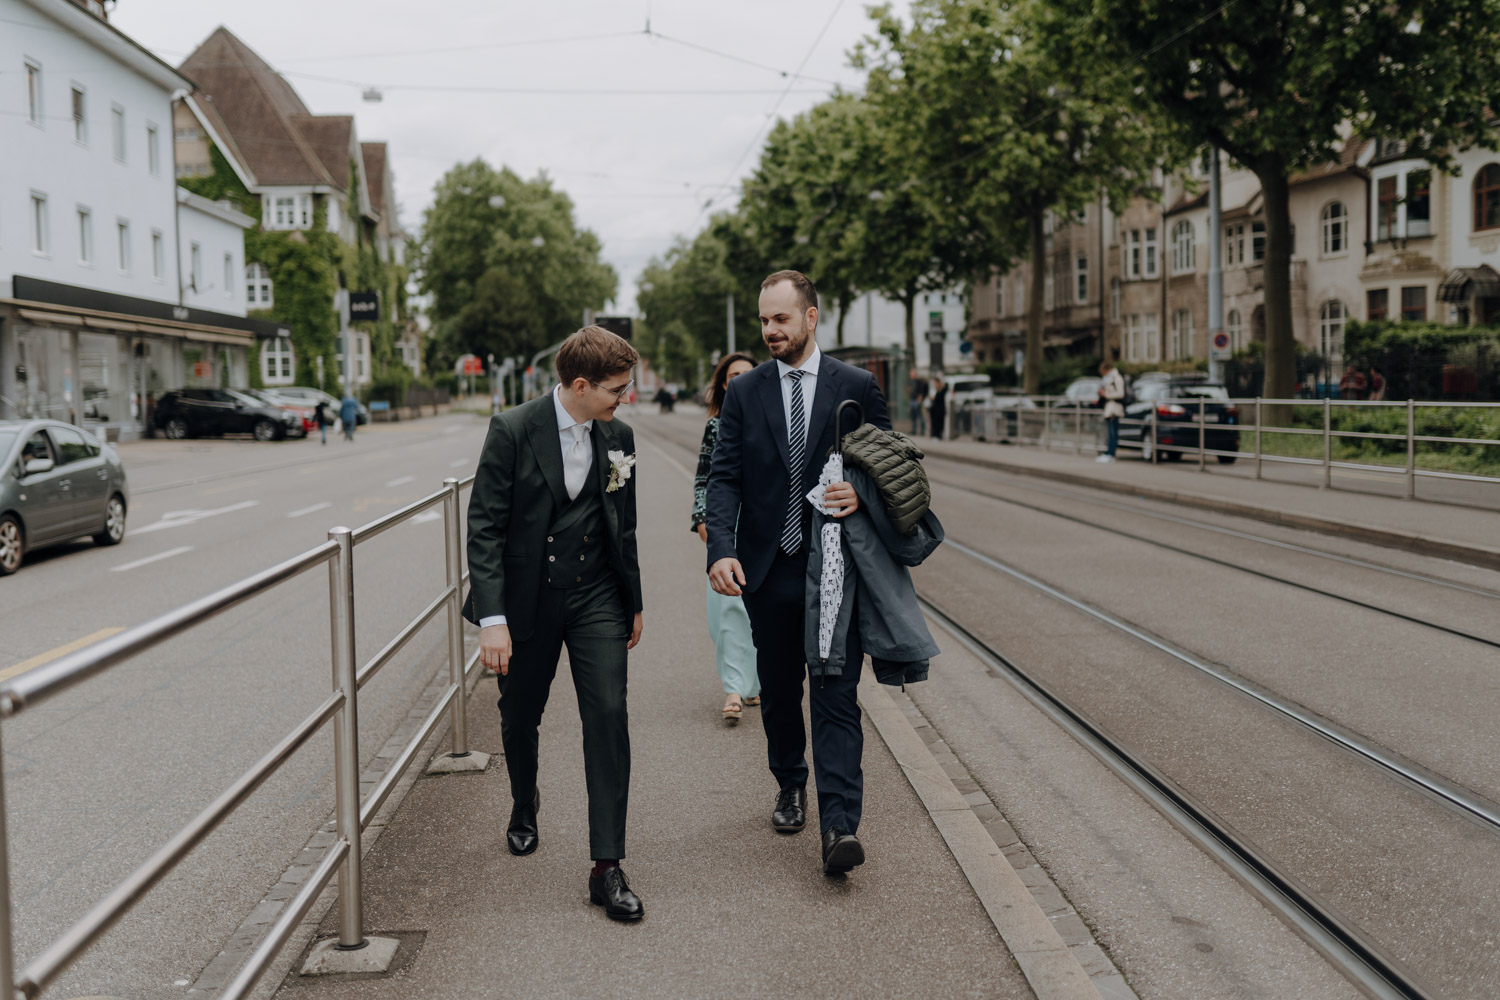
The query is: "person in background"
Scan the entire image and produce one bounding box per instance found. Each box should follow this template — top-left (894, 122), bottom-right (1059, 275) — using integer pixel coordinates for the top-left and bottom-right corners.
top-left (693, 351), bottom-right (761, 725)
top-left (339, 394), bottom-right (359, 442)
top-left (1369, 367), bottom-right (1387, 401)
top-left (1097, 359), bottom-right (1126, 463)
top-left (908, 368), bottom-right (929, 437)
top-left (929, 373), bottom-right (948, 441)
top-left (314, 399), bottom-right (330, 446)
top-left (1338, 364), bottom-right (1368, 401)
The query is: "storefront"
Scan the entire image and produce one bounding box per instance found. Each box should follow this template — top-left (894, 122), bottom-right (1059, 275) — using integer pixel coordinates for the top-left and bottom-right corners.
top-left (1, 276), bottom-right (282, 441)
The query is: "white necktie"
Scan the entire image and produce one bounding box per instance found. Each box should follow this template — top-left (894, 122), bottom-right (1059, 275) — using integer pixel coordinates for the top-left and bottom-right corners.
top-left (564, 424), bottom-right (588, 500)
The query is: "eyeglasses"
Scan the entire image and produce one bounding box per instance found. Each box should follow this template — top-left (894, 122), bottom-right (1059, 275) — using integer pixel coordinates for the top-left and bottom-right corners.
top-left (591, 377), bottom-right (634, 402)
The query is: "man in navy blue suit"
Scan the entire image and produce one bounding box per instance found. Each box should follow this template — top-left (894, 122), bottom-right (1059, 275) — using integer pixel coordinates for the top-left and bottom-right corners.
top-left (706, 269), bottom-right (891, 875)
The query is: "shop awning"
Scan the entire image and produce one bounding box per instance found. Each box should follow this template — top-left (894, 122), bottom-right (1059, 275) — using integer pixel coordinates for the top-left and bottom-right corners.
top-left (1437, 265), bottom-right (1500, 302)
top-left (5, 301), bottom-right (255, 346)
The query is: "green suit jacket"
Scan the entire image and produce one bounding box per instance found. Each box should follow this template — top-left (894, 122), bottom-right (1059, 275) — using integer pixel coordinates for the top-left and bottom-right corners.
top-left (462, 394), bottom-right (643, 641)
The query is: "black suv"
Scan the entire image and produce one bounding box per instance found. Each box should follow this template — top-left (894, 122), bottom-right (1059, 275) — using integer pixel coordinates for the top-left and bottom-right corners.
top-left (153, 389), bottom-right (305, 441)
top-left (1119, 377), bottom-right (1241, 463)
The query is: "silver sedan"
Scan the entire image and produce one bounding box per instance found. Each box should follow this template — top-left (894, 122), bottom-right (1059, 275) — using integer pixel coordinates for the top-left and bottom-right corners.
top-left (0, 419), bottom-right (129, 575)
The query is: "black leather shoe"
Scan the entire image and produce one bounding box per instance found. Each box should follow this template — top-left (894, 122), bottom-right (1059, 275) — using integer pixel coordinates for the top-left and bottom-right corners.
top-left (771, 784), bottom-right (807, 833)
top-left (589, 866), bottom-right (644, 921)
top-left (506, 791), bottom-right (539, 856)
top-left (822, 826), bottom-right (865, 875)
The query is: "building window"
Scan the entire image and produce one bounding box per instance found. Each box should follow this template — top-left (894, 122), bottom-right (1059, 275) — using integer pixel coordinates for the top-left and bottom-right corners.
top-left (261, 336), bottom-right (295, 385)
top-left (995, 278), bottom-right (1003, 317)
top-left (1473, 164), bottom-right (1500, 232)
top-left (1075, 254), bottom-right (1088, 304)
top-left (1125, 314), bottom-right (1142, 362)
top-left (1406, 170), bottom-right (1431, 237)
top-left (1224, 222), bottom-right (1244, 266)
top-left (1367, 288), bottom-right (1389, 322)
top-left (31, 193), bottom-right (48, 255)
top-left (1318, 301), bottom-right (1346, 364)
top-left (1015, 281), bottom-right (1024, 317)
top-left (1044, 269), bottom-right (1055, 310)
top-left (1109, 278), bottom-right (1120, 321)
top-left (151, 230), bottom-right (163, 280)
top-left (77, 206), bottom-right (92, 265)
top-left (1170, 309), bottom-right (1193, 360)
top-left (111, 105), bottom-right (126, 162)
top-left (1144, 313), bottom-right (1160, 362)
top-left (1126, 230), bottom-right (1142, 279)
top-left (269, 194), bottom-right (314, 230)
top-left (246, 262), bottom-right (273, 306)
top-left (1144, 227), bottom-right (1159, 277)
top-left (1251, 221), bottom-right (1267, 262)
top-left (147, 123), bottom-right (160, 175)
top-left (71, 86), bottom-right (86, 143)
top-left (223, 253), bottom-right (234, 298)
top-left (1227, 308), bottom-right (1244, 353)
top-left (1401, 286), bottom-right (1427, 322)
top-left (190, 242), bottom-right (202, 291)
top-left (1321, 201), bottom-right (1347, 256)
top-left (1170, 220), bottom-right (1195, 273)
top-left (1377, 176), bottom-right (1398, 240)
top-left (117, 219), bottom-right (130, 273)
top-left (25, 61), bottom-right (41, 124)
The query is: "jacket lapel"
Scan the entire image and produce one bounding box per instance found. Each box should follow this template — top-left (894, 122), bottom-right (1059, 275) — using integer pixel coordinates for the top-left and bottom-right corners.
top-left (804, 354), bottom-right (842, 465)
top-left (593, 422), bottom-right (622, 538)
top-left (757, 363), bottom-right (792, 472)
top-left (525, 395), bottom-right (569, 511)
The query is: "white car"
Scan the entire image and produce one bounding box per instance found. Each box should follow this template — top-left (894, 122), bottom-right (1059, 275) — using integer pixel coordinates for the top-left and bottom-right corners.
top-left (942, 374), bottom-right (994, 409)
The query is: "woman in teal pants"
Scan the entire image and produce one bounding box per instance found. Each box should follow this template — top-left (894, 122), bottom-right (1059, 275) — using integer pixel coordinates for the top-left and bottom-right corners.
top-left (693, 352), bottom-right (760, 725)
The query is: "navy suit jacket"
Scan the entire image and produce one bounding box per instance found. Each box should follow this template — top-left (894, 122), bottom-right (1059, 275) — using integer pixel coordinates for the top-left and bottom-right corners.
top-left (705, 353), bottom-right (891, 593)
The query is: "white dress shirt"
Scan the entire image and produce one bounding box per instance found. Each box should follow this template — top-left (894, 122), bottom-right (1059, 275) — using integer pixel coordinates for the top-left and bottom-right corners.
top-left (775, 345), bottom-right (820, 450)
top-left (479, 387), bottom-right (593, 629)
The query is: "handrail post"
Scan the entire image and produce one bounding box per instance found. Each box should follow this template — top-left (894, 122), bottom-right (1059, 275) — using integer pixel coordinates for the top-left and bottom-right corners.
top-left (326, 527), bottom-right (365, 951)
top-left (1254, 397), bottom-right (1263, 479)
top-left (1322, 397), bottom-right (1332, 489)
top-left (1198, 397), bottom-right (1207, 471)
top-left (442, 478), bottom-right (470, 758)
top-left (0, 725), bottom-right (15, 1000)
top-left (1406, 398), bottom-right (1416, 499)
top-left (1074, 404), bottom-right (1083, 455)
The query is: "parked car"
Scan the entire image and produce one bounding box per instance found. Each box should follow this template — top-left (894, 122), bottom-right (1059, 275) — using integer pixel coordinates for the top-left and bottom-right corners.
top-left (943, 373), bottom-right (995, 409)
top-left (1119, 377), bottom-right (1241, 463)
top-left (268, 386), bottom-right (369, 425)
top-left (0, 419), bottom-right (128, 575)
top-left (973, 394), bottom-right (1038, 441)
top-left (152, 388), bottom-right (306, 441)
top-left (245, 388), bottom-right (317, 434)
top-left (1051, 376), bottom-right (1103, 409)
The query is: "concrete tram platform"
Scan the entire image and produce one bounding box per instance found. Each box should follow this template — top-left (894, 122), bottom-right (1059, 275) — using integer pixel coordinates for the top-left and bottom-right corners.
top-left (267, 418), bottom-right (1117, 1000)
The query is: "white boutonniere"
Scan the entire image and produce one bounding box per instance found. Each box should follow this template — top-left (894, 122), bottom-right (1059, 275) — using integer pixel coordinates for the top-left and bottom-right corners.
top-left (606, 449), bottom-right (637, 493)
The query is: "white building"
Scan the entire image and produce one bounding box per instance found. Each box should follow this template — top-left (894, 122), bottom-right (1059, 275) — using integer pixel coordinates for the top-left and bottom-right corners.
top-left (0, 0), bottom-right (280, 439)
top-left (818, 287), bottom-right (970, 371)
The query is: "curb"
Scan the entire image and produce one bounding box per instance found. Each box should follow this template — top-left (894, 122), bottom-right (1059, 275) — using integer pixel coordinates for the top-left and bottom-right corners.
top-left (924, 449), bottom-right (1500, 572)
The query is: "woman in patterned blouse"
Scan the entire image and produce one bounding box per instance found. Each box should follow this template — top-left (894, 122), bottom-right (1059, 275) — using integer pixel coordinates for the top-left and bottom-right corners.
top-left (694, 352), bottom-right (760, 724)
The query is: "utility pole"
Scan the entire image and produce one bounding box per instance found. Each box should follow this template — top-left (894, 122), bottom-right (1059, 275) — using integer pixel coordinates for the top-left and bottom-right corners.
top-left (726, 293), bottom-right (735, 354)
top-left (1208, 147), bottom-right (1226, 383)
top-left (336, 287), bottom-right (352, 399)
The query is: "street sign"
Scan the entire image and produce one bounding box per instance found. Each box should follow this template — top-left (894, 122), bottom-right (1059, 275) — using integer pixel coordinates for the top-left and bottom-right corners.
top-left (349, 291), bottom-right (380, 323)
top-left (594, 316), bottom-right (633, 340)
top-left (959, 340), bottom-right (973, 355)
top-left (456, 354), bottom-right (485, 376)
top-left (1210, 329), bottom-right (1232, 361)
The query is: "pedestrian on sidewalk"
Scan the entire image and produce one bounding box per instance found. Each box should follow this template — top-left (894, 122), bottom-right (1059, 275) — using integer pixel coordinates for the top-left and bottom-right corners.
top-left (1097, 360), bottom-right (1126, 463)
top-left (694, 351), bottom-right (760, 726)
top-left (1369, 367), bottom-right (1387, 401)
top-left (707, 269), bottom-right (892, 877)
top-left (929, 373), bottom-right (948, 441)
top-left (314, 400), bottom-right (330, 446)
top-left (908, 368), bottom-right (929, 437)
top-left (1338, 364), bottom-right (1368, 401)
top-left (463, 325), bottom-right (647, 922)
top-left (339, 394), bottom-right (359, 442)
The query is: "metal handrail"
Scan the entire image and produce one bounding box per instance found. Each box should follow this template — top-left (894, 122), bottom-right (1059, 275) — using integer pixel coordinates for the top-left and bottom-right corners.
top-left (0, 471), bottom-right (482, 1000)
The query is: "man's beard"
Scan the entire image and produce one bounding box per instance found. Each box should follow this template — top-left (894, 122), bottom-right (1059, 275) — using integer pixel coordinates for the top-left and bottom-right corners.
top-left (765, 318), bottom-right (809, 361)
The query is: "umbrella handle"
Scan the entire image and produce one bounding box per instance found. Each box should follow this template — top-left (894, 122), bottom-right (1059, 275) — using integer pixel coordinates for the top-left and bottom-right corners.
top-left (834, 400), bottom-right (864, 455)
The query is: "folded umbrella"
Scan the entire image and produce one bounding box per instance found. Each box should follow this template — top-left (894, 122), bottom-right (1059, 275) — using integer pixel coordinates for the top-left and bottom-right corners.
top-left (805, 401), bottom-right (863, 663)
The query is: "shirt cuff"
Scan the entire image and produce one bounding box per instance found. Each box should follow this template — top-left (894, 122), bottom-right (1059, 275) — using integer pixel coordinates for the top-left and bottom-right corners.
top-left (479, 615), bottom-right (508, 628)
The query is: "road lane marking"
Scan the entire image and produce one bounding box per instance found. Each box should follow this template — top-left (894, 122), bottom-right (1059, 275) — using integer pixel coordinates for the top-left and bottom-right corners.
top-left (111, 546), bottom-right (193, 572)
top-left (449, 458), bottom-right (468, 468)
top-left (286, 501), bottom-right (333, 519)
top-left (0, 628), bottom-right (126, 684)
top-left (133, 501), bottom-right (260, 534)
top-left (385, 475), bottom-right (415, 487)
top-left (411, 509), bottom-right (442, 524)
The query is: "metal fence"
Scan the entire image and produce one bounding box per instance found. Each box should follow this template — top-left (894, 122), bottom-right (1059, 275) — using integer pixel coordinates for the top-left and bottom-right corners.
top-left (964, 396), bottom-right (1500, 498)
top-left (0, 474), bottom-right (481, 999)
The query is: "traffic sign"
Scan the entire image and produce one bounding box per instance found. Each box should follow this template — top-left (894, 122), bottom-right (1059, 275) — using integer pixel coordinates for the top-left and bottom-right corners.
top-left (594, 316), bottom-right (633, 340)
top-left (1210, 330), bottom-right (1232, 361)
top-left (959, 340), bottom-right (973, 355)
top-left (455, 354), bottom-right (485, 376)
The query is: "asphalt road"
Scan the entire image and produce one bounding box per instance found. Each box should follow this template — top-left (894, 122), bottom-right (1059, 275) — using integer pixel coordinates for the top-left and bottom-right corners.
top-left (2, 412), bottom-right (495, 999)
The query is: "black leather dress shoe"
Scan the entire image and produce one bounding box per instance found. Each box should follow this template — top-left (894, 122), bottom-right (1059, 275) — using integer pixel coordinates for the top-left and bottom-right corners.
top-left (821, 826), bottom-right (865, 875)
top-left (771, 784), bottom-right (807, 833)
top-left (589, 866), bottom-right (644, 921)
top-left (506, 792), bottom-right (540, 856)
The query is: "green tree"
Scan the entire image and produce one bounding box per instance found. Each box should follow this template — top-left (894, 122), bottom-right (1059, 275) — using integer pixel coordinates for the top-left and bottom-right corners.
top-left (1079, 0), bottom-right (1500, 402)
top-left (418, 160), bottom-right (617, 372)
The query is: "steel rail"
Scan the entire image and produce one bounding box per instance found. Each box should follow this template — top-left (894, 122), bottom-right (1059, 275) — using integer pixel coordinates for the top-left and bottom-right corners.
top-left (1, 540), bottom-right (339, 718)
top-left (360, 683), bottom-right (461, 828)
top-left (916, 595), bottom-right (1434, 1000)
top-left (942, 537), bottom-right (1500, 834)
top-left (351, 486), bottom-right (448, 545)
top-left (355, 585), bottom-right (456, 690)
top-left (16, 690), bottom-right (346, 997)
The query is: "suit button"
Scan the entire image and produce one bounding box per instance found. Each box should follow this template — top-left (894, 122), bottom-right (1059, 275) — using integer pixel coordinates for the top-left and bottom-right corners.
top-left (576, 576), bottom-right (582, 582)
top-left (583, 535), bottom-right (588, 542)
top-left (580, 555), bottom-right (585, 561)
top-left (547, 535), bottom-right (554, 542)
top-left (548, 555), bottom-right (556, 562)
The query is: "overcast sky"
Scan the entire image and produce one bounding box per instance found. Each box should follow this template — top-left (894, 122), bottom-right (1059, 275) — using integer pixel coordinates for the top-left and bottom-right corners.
top-left (112, 0), bottom-right (905, 314)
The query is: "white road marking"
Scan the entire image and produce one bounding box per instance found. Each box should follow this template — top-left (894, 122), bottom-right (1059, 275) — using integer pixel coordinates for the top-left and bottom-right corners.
top-left (448, 458), bottom-right (468, 468)
top-left (133, 501), bottom-right (260, 534)
top-left (385, 475), bottom-right (415, 487)
top-left (411, 509), bottom-right (443, 525)
top-left (287, 501), bottom-right (333, 519)
top-left (111, 546), bottom-right (193, 572)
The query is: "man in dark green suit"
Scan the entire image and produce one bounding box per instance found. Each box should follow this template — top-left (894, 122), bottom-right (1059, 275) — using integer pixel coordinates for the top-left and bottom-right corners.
top-left (463, 326), bottom-right (646, 921)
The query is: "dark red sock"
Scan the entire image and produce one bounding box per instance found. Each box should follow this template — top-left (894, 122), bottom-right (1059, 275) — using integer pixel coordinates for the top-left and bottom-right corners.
top-left (591, 860), bottom-right (618, 878)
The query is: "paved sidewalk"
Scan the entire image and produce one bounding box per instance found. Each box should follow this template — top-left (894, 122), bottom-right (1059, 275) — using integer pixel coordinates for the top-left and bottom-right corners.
top-left (915, 433), bottom-right (1500, 570)
top-left (272, 422), bottom-right (1043, 1000)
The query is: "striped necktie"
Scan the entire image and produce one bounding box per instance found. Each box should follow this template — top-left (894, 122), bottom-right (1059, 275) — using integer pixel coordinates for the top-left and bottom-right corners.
top-left (781, 369), bottom-right (807, 554)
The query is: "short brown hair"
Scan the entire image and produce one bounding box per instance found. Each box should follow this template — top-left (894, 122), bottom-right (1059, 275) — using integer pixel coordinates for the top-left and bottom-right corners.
top-left (761, 269), bottom-right (818, 312)
top-left (556, 325), bottom-right (639, 386)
